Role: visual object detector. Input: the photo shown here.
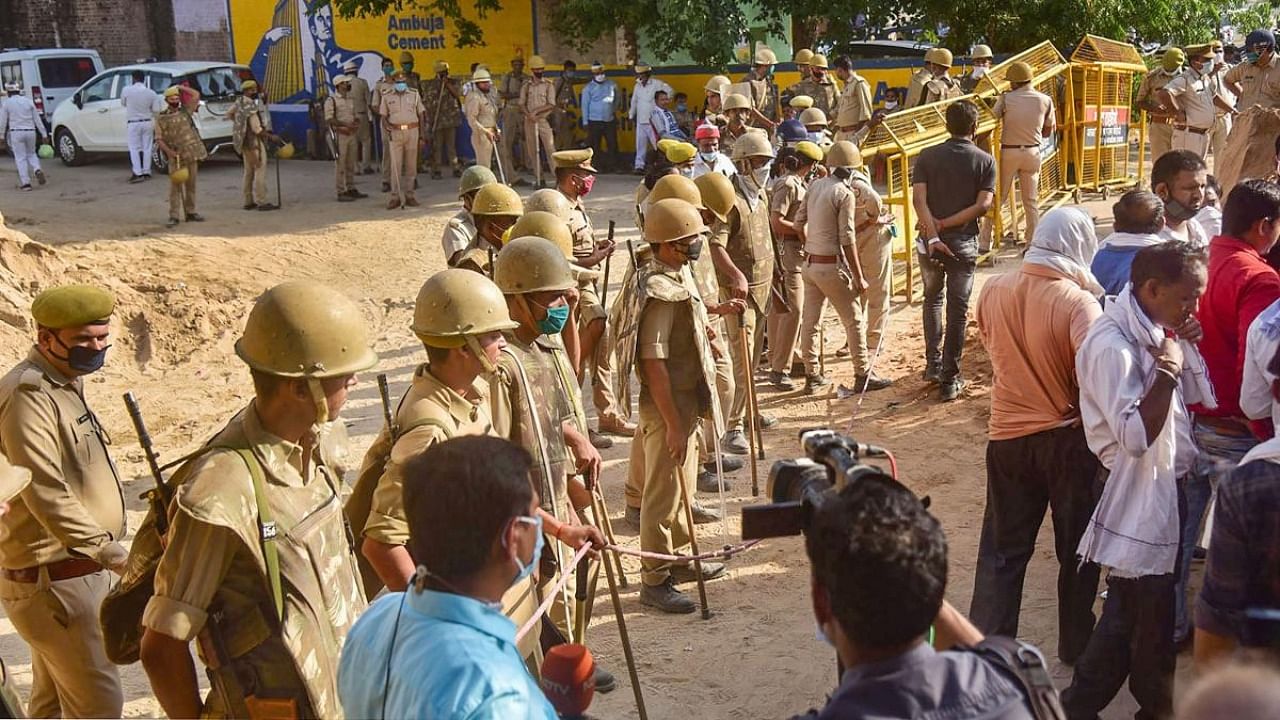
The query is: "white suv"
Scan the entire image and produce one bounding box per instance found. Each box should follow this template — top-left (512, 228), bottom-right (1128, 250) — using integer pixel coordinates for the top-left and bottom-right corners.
top-left (50, 61), bottom-right (253, 171)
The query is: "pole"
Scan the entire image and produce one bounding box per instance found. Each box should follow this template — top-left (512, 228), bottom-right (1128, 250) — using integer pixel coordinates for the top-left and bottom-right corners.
top-left (676, 459), bottom-right (711, 620)
top-left (591, 487), bottom-right (647, 720)
top-left (376, 374), bottom-right (394, 432)
top-left (573, 552), bottom-right (590, 643)
top-left (738, 313), bottom-right (760, 497)
top-left (591, 480), bottom-right (628, 588)
top-left (491, 134), bottom-right (507, 185)
top-left (599, 220), bottom-right (615, 308)
top-left (274, 143), bottom-right (283, 208)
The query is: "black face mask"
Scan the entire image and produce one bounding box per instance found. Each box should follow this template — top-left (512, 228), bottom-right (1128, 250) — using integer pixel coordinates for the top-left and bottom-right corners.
top-left (50, 333), bottom-right (110, 373)
top-left (678, 237), bottom-right (704, 261)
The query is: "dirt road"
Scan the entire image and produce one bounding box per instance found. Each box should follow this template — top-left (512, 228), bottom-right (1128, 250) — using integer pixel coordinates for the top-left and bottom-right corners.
top-left (0, 152), bottom-right (1180, 718)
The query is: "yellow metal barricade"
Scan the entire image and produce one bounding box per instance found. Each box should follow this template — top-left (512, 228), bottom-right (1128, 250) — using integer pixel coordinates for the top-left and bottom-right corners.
top-left (1069, 35), bottom-right (1149, 196)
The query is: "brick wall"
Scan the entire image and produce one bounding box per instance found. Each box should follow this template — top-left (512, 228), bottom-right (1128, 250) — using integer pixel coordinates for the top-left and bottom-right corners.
top-left (0, 0), bottom-right (175, 65)
top-left (534, 0), bottom-right (621, 67)
top-left (172, 0), bottom-right (230, 61)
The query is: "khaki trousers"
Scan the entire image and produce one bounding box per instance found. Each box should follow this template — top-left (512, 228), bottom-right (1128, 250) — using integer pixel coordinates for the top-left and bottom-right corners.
top-left (858, 233), bottom-right (893, 360)
top-left (767, 240), bottom-right (804, 373)
top-left (525, 116), bottom-right (556, 182)
top-left (242, 139), bottom-right (269, 206)
top-left (388, 126), bottom-right (419, 203)
top-left (1149, 122), bottom-right (1174, 166)
top-left (0, 569), bottom-right (123, 718)
top-left (470, 126), bottom-right (513, 179)
top-left (1209, 114), bottom-right (1230, 172)
top-left (553, 109), bottom-right (575, 150)
top-left (429, 125), bottom-right (457, 172)
top-left (502, 106), bottom-right (525, 170)
top-left (724, 301), bottom-right (763, 433)
top-left (799, 260), bottom-right (867, 376)
top-left (334, 130), bottom-right (356, 194)
top-left (998, 146), bottom-right (1041, 244)
top-left (356, 113), bottom-right (374, 171)
top-left (637, 398), bottom-right (698, 586)
top-left (1172, 128), bottom-right (1210, 159)
top-left (591, 323), bottom-right (620, 422)
top-left (168, 159), bottom-right (198, 220)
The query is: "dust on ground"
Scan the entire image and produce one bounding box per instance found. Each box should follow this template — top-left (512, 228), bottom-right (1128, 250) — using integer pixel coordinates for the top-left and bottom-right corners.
top-left (0, 153), bottom-right (1186, 718)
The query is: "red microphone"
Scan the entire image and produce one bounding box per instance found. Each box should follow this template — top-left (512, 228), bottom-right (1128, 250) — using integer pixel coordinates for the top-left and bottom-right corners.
top-left (540, 643), bottom-right (596, 718)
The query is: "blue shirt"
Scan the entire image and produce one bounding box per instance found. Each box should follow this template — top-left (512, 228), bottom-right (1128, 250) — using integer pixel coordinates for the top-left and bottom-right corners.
top-left (339, 589), bottom-right (558, 720)
top-left (1091, 245), bottom-right (1141, 297)
top-left (581, 78), bottom-right (618, 124)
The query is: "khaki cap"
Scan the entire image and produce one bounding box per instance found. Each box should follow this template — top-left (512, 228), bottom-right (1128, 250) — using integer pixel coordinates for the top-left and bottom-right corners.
top-left (1185, 44), bottom-right (1214, 59)
top-left (412, 270), bottom-right (518, 347)
top-left (649, 175), bottom-right (705, 208)
top-left (552, 148), bottom-right (598, 173)
top-left (645, 198), bottom-right (706, 244)
top-left (799, 107), bottom-right (828, 126)
top-left (334, 75), bottom-right (353, 86)
top-left (825, 140), bottom-right (863, 168)
top-left (529, 55), bottom-right (547, 70)
top-left (794, 48), bottom-right (815, 65)
top-left (790, 94), bottom-right (814, 109)
top-left (723, 93), bottom-right (751, 111)
top-left (32, 285), bottom-right (114, 328)
top-left (241, 79), bottom-right (259, 91)
top-left (163, 86), bottom-right (182, 98)
top-left (235, 281), bottom-right (378, 378)
top-left (472, 183), bottom-right (523, 216)
top-left (662, 141), bottom-right (697, 164)
top-left (494, 236), bottom-right (575, 294)
top-left (694, 171), bottom-right (735, 223)
top-left (795, 141), bottom-right (824, 162)
top-left (634, 62), bottom-right (652, 74)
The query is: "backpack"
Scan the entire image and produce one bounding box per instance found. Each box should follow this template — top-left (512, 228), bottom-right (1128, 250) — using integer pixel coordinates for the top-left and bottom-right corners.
top-left (959, 636), bottom-right (1066, 720)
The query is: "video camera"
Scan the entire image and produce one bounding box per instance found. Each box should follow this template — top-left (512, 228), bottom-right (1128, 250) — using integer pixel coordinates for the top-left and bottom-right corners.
top-left (742, 429), bottom-right (917, 540)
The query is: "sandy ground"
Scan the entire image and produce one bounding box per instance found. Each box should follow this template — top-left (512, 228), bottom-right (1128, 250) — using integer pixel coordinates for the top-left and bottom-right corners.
top-left (0, 151), bottom-right (1196, 719)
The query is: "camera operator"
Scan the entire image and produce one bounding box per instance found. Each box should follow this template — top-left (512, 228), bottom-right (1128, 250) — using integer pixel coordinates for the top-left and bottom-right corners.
top-left (793, 472), bottom-right (1040, 719)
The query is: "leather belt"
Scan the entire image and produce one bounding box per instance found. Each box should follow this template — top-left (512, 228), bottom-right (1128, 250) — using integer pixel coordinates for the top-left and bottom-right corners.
top-left (1002, 143), bottom-right (1038, 148)
top-left (1150, 116), bottom-right (1176, 125)
top-left (837, 124), bottom-right (861, 133)
top-left (1174, 125), bottom-right (1210, 135)
top-left (128, 118), bottom-right (153, 123)
top-left (10, 128), bottom-right (35, 132)
top-left (1195, 415), bottom-right (1253, 438)
top-left (391, 122), bottom-right (419, 130)
top-left (807, 254), bottom-right (839, 264)
top-left (3, 557), bottom-right (103, 583)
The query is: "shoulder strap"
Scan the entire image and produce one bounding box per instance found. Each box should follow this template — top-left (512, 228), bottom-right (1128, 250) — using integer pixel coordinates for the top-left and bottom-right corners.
top-left (233, 448), bottom-right (284, 621)
top-left (959, 637), bottom-right (1066, 720)
top-left (396, 416), bottom-right (453, 440)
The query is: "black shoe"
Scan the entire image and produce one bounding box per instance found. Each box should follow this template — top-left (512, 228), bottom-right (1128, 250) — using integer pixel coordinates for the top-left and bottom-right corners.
top-left (128, 174), bottom-right (143, 184)
top-left (640, 579), bottom-right (697, 614)
top-left (257, 203), bottom-right (279, 211)
top-left (593, 664), bottom-right (617, 694)
top-left (243, 202), bottom-right (258, 210)
top-left (805, 374), bottom-right (831, 394)
top-left (142, 173), bottom-right (153, 180)
top-left (346, 189), bottom-right (368, 199)
top-left (452, 167), bottom-right (462, 178)
top-left (922, 364), bottom-right (942, 384)
top-left (1192, 546), bottom-right (1207, 561)
top-left (186, 213), bottom-right (205, 222)
top-left (165, 217), bottom-right (179, 227)
top-left (588, 429), bottom-right (614, 450)
top-left (381, 181), bottom-right (391, 192)
top-left (790, 361), bottom-right (806, 379)
top-left (768, 370), bottom-right (795, 390)
top-left (34, 169), bottom-right (46, 185)
top-left (703, 455), bottom-right (744, 474)
top-left (697, 469), bottom-right (728, 493)
top-left (337, 195), bottom-right (356, 202)
top-left (624, 505), bottom-right (640, 527)
top-left (670, 561), bottom-right (726, 585)
top-left (854, 374), bottom-right (893, 391)
top-left (720, 430), bottom-right (749, 455)
top-left (757, 414), bottom-right (778, 429)
top-left (632, 168), bottom-right (645, 176)
top-left (940, 377), bottom-right (966, 402)
top-left (20, 184), bottom-right (32, 191)
top-left (691, 502), bottom-right (721, 524)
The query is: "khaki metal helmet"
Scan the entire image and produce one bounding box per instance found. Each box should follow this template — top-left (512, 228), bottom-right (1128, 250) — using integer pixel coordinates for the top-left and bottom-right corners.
top-left (825, 140), bottom-right (863, 169)
top-left (704, 74), bottom-right (731, 93)
top-left (473, 68), bottom-right (493, 82)
top-left (732, 130), bottom-right (775, 161)
top-left (799, 107), bottom-right (828, 127)
top-left (434, 60), bottom-right (449, 74)
top-left (472, 183), bottom-right (523, 217)
top-left (459, 165), bottom-right (497, 197)
top-left (723, 92), bottom-right (751, 111)
top-left (524, 188), bottom-right (574, 221)
top-left (509, 211), bottom-right (574, 258)
top-left (811, 53), bottom-right (830, 69)
top-left (494, 236), bottom-right (575, 294)
top-left (1007, 61), bottom-right (1034, 84)
top-left (794, 48), bottom-right (815, 66)
top-left (411, 269), bottom-right (518, 348)
top-left (754, 47), bottom-right (778, 65)
top-left (644, 198), bottom-right (707, 244)
top-left (649, 174), bottom-right (705, 208)
top-left (694, 171), bottom-right (735, 223)
top-left (927, 47), bottom-right (954, 68)
top-left (971, 44), bottom-right (993, 60)
top-left (235, 281), bottom-right (378, 378)
top-left (529, 55), bottom-right (547, 70)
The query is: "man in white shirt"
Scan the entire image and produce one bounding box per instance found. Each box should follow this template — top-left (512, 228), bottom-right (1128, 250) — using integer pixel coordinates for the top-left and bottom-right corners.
top-left (1063, 241), bottom-right (1209, 720)
top-left (1153, 150), bottom-right (1209, 246)
top-left (0, 82), bottom-right (48, 190)
top-left (120, 70), bottom-right (159, 183)
top-left (1242, 298), bottom-right (1280, 433)
top-left (690, 123), bottom-right (735, 178)
top-left (1160, 44), bottom-right (1235, 160)
top-left (628, 63), bottom-right (672, 173)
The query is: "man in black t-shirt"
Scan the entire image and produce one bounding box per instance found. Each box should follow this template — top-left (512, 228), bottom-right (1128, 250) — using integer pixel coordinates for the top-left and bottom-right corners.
top-left (912, 101), bottom-right (995, 401)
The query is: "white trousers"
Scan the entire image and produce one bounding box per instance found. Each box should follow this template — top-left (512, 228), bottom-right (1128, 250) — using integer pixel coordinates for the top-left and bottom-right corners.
top-left (127, 120), bottom-right (154, 176)
top-left (8, 129), bottom-right (39, 186)
top-left (634, 122), bottom-right (655, 169)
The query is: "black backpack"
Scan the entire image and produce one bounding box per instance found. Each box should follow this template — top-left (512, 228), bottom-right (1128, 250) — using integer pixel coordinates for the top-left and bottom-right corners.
top-left (959, 636), bottom-right (1066, 720)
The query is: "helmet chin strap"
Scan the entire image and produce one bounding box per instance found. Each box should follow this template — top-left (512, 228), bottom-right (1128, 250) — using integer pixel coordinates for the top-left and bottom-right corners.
top-left (463, 335), bottom-right (498, 375)
top-left (307, 377), bottom-right (330, 425)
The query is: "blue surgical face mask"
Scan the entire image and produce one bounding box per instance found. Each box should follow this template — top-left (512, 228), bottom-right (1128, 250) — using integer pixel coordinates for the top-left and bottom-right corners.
top-left (394, 81), bottom-right (408, 92)
top-left (382, 66), bottom-right (394, 76)
top-left (1245, 51), bottom-right (1262, 65)
top-left (676, 102), bottom-right (688, 112)
top-left (815, 620), bottom-right (835, 647)
top-left (536, 301), bottom-right (570, 335)
top-left (699, 150), bottom-right (719, 163)
top-left (507, 515), bottom-right (544, 586)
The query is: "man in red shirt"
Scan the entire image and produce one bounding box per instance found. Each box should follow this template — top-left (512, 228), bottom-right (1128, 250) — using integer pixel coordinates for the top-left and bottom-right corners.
top-left (1180, 178), bottom-right (1280, 646)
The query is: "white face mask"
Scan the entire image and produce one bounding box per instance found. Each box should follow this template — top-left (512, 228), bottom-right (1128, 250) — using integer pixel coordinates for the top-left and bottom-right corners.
top-left (1215, 51), bottom-right (1225, 65)
top-left (752, 163), bottom-right (771, 186)
top-left (971, 66), bottom-right (987, 78)
top-left (884, 100), bottom-right (899, 110)
top-left (594, 73), bottom-right (606, 82)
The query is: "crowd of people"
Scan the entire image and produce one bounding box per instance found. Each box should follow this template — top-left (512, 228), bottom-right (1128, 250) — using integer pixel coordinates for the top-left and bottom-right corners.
top-left (4, 30), bottom-right (1280, 720)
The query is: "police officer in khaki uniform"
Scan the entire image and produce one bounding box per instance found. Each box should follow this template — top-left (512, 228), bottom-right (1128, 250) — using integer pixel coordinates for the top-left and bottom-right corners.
top-left (371, 56), bottom-right (397, 191)
top-left (906, 48), bottom-right (961, 108)
top-left (1136, 48), bottom-right (1184, 165)
top-left (522, 56), bottom-right (559, 187)
top-left (441, 166), bottom-right (498, 264)
top-left (553, 60), bottom-right (579, 150)
top-left (228, 80), bottom-right (281, 212)
top-left (992, 61), bottom-right (1055, 243)
top-left (342, 60), bottom-right (376, 174)
top-left (0, 285), bottom-right (125, 718)
top-left (719, 93), bottom-right (754, 159)
top-left (421, 61), bottom-right (463, 179)
top-left (155, 85), bottom-right (208, 226)
top-left (741, 47), bottom-right (780, 128)
top-left (766, 141), bottom-right (822, 390)
top-left (628, 199), bottom-right (726, 614)
top-left (399, 51), bottom-right (422, 93)
top-left (325, 75), bottom-right (368, 202)
top-left (792, 54), bottom-right (838, 117)
top-left (378, 71), bottom-right (426, 209)
top-left (781, 48), bottom-right (815, 106)
top-left (465, 69), bottom-right (510, 178)
top-left (1224, 29), bottom-right (1280, 113)
top-left (1162, 45), bottom-right (1235, 160)
top-left (795, 142), bottom-right (893, 393)
top-left (960, 45), bottom-right (995, 93)
top-left (140, 282), bottom-right (373, 719)
top-left (711, 131), bottom-right (775, 454)
top-left (453, 183), bottom-right (522, 276)
top-left (500, 57), bottom-right (530, 173)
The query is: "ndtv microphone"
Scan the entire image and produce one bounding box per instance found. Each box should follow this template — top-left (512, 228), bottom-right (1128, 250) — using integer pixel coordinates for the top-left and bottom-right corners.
top-left (540, 643), bottom-right (596, 718)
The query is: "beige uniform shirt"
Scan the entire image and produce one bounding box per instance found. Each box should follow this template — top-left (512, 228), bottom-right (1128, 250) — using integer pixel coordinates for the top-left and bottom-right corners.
top-left (637, 266), bottom-right (708, 398)
top-left (370, 77), bottom-right (395, 114)
top-left (500, 73), bottom-right (528, 111)
top-left (521, 77), bottom-right (557, 116)
top-left (442, 208), bottom-right (477, 260)
top-left (716, 176), bottom-right (775, 312)
top-left (0, 349), bottom-right (125, 569)
top-left (464, 87), bottom-right (500, 131)
top-left (771, 174), bottom-right (806, 229)
top-left (993, 85), bottom-right (1054, 146)
top-left (1164, 68), bottom-right (1220, 130)
top-left (379, 90), bottom-right (425, 127)
top-left (1225, 56), bottom-right (1280, 111)
top-left (365, 365), bottom-right (493, 546)
top-left (1136, 68), bottom-right (1181, 117)
top-left (850, 175), bottom-right (887, 246)
top-left (905, 68), bottom-right (935, 108)
top-left (835, 73), bottom-right (873, 127)
top-left (348, 76), bottom-right (371, 117)
top-left (796, 174), bottom-right (856, 255)
top-left (325, 93), bottom-right (359, 127)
